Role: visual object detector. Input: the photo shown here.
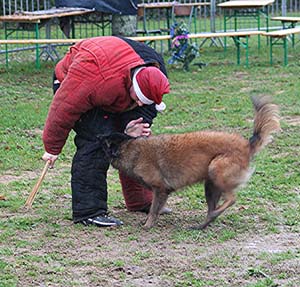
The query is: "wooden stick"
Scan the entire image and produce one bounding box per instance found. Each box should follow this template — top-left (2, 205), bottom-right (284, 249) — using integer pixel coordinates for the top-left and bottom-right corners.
top-left (25, 160), bottom-right (50, 208)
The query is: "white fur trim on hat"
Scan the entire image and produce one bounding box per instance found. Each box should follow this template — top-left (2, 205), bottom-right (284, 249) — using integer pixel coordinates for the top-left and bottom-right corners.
top-left (155, 102), bottom-right (166, 112)
top-left (132, 67), bottom-right (154, 105)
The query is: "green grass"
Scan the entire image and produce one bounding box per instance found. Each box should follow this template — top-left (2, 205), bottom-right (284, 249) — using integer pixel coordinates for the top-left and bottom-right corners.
top-left (0, 39), bottom-right (300, 286)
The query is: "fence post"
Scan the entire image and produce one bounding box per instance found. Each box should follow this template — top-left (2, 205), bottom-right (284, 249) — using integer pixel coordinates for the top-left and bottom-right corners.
top-left (210, 0), bottom-right (216, 32)
top-left (281, 0), bottom-right (287, 16)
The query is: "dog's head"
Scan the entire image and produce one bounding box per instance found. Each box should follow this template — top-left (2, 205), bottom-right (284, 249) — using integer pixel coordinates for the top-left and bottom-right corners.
top-left (97, 132), bottom-right (133, 159)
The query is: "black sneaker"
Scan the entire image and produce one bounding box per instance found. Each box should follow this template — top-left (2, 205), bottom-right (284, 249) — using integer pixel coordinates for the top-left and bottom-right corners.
top-left (81, 214), bottom-right (123, 227)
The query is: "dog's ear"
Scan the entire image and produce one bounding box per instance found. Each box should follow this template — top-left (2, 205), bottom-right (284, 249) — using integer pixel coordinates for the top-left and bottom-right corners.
top-left (97, 132), bottom-right (131, 146)
top-left (107, 132), bottom-right (132, 145)
top-left (97, 132), bottom-right (132, 158)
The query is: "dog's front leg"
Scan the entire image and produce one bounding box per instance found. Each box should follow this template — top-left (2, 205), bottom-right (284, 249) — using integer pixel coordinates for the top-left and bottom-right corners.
top-left (144, 189), bottom-right (169, 229)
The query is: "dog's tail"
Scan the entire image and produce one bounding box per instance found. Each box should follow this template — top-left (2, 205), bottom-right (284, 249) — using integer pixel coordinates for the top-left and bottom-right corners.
top-left (249, 96), bottom-right (281, 157)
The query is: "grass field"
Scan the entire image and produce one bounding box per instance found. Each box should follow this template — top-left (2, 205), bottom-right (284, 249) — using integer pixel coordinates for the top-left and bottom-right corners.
top-left (0, 38), bottom-right (300, 286)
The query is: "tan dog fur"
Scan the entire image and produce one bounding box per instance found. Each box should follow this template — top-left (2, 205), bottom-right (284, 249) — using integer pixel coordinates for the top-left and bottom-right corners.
top-left (108, 96), bottom-right (280, 229)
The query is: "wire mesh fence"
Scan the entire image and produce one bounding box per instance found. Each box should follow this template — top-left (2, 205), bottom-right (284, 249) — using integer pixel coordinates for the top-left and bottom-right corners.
top-left (1, 0), bottom-right (53, 15)
top-left (0, 0), bottom-right (299, 65)
top-left (2, 0), bottom-right (300, 31)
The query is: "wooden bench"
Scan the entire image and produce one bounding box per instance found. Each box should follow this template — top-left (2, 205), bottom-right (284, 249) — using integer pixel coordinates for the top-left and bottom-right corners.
top-left (271, 16), bottom-right (300, 48)
top-left (263, 27), bottom-right (300, 65)
top-left (0, 30), bottom-right (265, 68)
top-left (133, 30), bottom-right (264, 67)
top-left (271, 16), bottom-right (300, 29)
top-left (187, 31), bottom-right (264, 67)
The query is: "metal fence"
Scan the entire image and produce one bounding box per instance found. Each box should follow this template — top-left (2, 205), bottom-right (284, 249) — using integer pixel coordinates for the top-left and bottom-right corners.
top-left (1, 0), bottom-right (53, 15)
top-left (138, 0), bottom-right (300, 33)
top-left (0, 0), bottom-right (299, 64)
top-left (1, 0), bottom-right (300, 33)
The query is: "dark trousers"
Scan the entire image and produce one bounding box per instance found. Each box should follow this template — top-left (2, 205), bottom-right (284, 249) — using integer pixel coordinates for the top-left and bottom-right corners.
top-left (71, 106), bottom-right (157, 222)
top-left (53, 73), bottom-right (157, 222)
top-left (71, 109), bottom-right (116, 222)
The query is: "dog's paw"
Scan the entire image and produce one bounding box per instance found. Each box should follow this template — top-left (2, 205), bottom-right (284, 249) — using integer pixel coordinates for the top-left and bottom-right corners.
top-left (143, 222), bottom-right (154, 230)
top-left (188, 223), bottom-right (210, 230)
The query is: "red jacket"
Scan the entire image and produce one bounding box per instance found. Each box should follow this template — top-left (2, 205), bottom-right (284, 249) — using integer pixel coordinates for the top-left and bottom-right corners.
top-left (43, 36), bottom-right (167, 155)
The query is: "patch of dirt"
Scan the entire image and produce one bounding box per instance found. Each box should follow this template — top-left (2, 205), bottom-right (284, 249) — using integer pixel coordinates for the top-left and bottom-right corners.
top-left (0, 171), bottom-right (40, 184)
top-left (24, 128), bottom-right (43, 137)
top-left (0, 163), bottom-right (70, 184)
top-left (1, 168), bottom-right (300, 287)
top-left (283, 115), bottom-right (300, 126)
top-left (8, 212), bottom-right (299, 287)
top-left (233, 71), bottom-right (249, 79)
top-left (211, 107), bottom-right (226, 112)
top-left (239, 232), bottom-right (299, 254)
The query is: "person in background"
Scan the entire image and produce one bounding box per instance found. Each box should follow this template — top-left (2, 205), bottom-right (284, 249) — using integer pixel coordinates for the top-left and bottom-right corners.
top-left (42, 36), bottom-right (171, 227)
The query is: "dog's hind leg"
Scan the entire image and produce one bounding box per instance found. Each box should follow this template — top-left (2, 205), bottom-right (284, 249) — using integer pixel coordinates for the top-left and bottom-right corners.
top-left (197, 189), bottom-right (236, 229)
top-left (210, 190), bottom-right (236, 218)
top-left (144, 189), bottom-right (169, 229)
top-left (190, 180), bottom-right (222, 230)
top-left (205, 179), bottom-right (222, 214)
top-left (194, 156), bottom-right (242, 229)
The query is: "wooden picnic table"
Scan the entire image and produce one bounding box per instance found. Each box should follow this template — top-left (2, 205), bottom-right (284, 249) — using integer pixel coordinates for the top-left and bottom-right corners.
top-left (0, 7), bottom-right (93, 23)
top-left (137, 1), bottom-right (210, 36)
top-left (0, 7), bottom-right (94, 68)
top-left (218, 0), bottom-right (275, 9)
top-left (271, 16), bottom-right (300, 28)
top-left (218, 0), bottom-right (275, 49)
top-left (138, 2), bottom-right (211, 9)
top-left (271, 16), bottom-right (300, 47)
top-left (264, 27), bottom-right (300, 65)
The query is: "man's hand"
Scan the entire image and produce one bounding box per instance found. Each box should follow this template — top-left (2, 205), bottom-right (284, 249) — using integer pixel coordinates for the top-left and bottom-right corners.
top-left (125, 117), bottom-right (152, 137)
top-left (42, 152), bottom-right (58, 168)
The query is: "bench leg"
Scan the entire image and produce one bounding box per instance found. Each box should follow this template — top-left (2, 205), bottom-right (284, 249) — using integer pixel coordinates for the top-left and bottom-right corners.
top-left (270, 37), bottom-right (273, 65)
top-left (232, 36), bottom-right (249, 67)
top-left (283, 22), bottom-right (296, 47)
top-left (236, 37), bottom-right (240, 65)
top-left (35, 23), bottom-right (40, 69)
top-left (269, 36), bottom-right (289, 66)
top-left (283, 36), bottom-right (288, 66)
top-left (4, 22), bottom-right (9, 68)
top-left (257, 10), bottom-right (261, 50)
top-left (246, 36), bottom-right (249, 67)
top-left (223, 15), bottom-right (227, 52)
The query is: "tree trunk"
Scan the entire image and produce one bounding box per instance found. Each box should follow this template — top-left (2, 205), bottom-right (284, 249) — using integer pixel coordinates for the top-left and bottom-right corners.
top-left (112, 15), bottom-right (137, 37)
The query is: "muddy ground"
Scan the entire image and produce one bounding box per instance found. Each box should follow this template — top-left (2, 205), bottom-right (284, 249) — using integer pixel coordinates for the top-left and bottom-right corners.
top-left (1, 167), bottom-right (299, 287)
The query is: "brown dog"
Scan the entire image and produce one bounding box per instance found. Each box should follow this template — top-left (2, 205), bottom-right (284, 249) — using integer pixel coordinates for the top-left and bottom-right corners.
top-left (104, 96), bottom-right (280, 229)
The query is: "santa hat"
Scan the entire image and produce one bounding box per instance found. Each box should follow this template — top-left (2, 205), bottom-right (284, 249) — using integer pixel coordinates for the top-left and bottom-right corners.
top-left (132, 66), bottom-right (170, 112)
